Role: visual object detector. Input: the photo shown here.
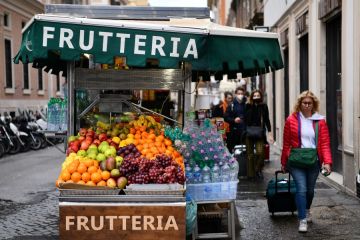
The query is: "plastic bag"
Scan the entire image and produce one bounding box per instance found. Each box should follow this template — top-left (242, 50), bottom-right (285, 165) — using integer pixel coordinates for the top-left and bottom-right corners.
top-left (186, 195), bottom-right (197, 236)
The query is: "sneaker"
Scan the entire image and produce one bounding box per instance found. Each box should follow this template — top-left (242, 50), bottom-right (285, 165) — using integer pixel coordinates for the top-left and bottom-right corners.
top-left (306, 210), bottom-right (312, 223)
top-left (298, 219), bottom-right (308, 233)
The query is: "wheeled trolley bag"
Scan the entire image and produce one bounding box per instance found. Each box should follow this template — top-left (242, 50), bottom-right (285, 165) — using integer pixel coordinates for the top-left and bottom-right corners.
top-left (233, 145), bottom-right (247, 178)
top-left (266, 170), bottom-right (297, 216)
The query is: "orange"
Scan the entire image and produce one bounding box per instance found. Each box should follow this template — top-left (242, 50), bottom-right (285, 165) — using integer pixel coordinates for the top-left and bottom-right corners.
top-left (141, 149), bottom-right (149, 155)
top-left (154, 141), bottom-right (162, 147)
top-left (97, 180), bottom-right (107, 187)
top-left (136, 145), bottom-right (144, 151)
top-left (101, 171), bottom-right (111, 181)
top-left (67, 164), bottom-right (77, 174)
top-left (71, 172), bottom-right (82, 182)
top-left (77, 163), bottom-right (87, 174)
top-left (93, 160), bottom-right (99, 168)
top-left (56, 179), bottom-right (64, 188)
top-left (81, 172), bottom-right (91, 182)
top-left (148, 133), bottom-right (156, 140)
top-left (61, 170), bottom-right (71, 181)
top-left (83, 160), bottom-right (94, 167)
top-left (146, 153), bottom-right (153, 159)
top-left (91, 172), bottom-right (102, 184)
top-left (167, 146), bottom-right (174, 152)
top-left (173, 151), bottom-right (181, 158)
top-left (97, 168), bottom-right (102, 174)
top-left (77, 180), bottom-right (86, 185)
top-left (164, 139), bottom-right (172, 146)
top-left (156, 135), bottom-right (164, 142)
top-left (140, 126), bottom-right (147, 132)
top-left (86, 181), bottom-right (96, 186)
top-left (88, 166), bottom-right (98, 174)
top-left (141, 131), bottom-right (148, 138)
top-left (146, 139), bottom-right (153, 144)
top-left (150, 147), bottom-right (158, 154)
top-left (129, 128), bottom-right (136, 134)
top-left (134, 134), bottom-right (141, 139)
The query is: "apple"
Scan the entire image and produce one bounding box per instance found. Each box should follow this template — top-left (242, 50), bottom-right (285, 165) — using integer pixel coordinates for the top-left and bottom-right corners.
top-left (115, 156), bottom-right (123, 163)
top-left (93, 139), bottom-right (101, 146)
top-left (70, 145), bottom-right (79, 153)
top-left (78, 136), bottom-right (85, 142)
top-left (96, 153), bottom-right (106, 162)
top-left (110, 168), bottom-right (121, 178)
top-left (87, 152), bottom-right (97, 160)
top-left (98, 133), bottom-right (107, 141)
top-left (86, 130), bottom-right (95, 138)
top-left (79, 128), bottom-right (87, 137)
top-left (117, 177), bottom-right (127, 189)
top-left (77, 149), bottom-right (87, 157)
top-left (80, 141), bottom-right (90, 150)
top-left (105, 148), bottom-right (116, 158)
top-left (68, 135), bottom-right (78, 143)
top-left (106, 178), bottom-right (117, 188)
top-left (106, 139), bottom-right (112, 144)
top-left (88, 144), bottom-right (98, 150)
top-left (100, 145), bottom-right (110, 154)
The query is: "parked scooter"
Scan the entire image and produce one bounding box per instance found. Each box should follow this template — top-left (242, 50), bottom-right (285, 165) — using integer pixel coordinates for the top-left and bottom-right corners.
top-left (0, 115), bottom-right (21, 154)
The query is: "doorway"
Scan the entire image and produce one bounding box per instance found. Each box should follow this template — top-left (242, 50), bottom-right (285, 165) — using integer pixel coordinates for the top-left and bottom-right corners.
top-left (299, 34), bottom-right (309, 92)
top-left (283, 48), bottom-right (289, 120)
top-left (326, 15), bottom-right (342, 174)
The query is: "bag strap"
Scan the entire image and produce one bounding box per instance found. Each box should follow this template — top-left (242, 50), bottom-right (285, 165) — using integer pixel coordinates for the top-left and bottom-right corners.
top-left (297, 112), bottom-right (319, 148)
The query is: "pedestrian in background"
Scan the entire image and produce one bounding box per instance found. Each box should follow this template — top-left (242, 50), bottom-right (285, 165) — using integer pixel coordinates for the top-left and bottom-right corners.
top-left (245, 90), bottom-right (273, 180)
top-left (224, 87), bottom-right (246, 153)
top-left (213, 92), bottom-right (233, 146)
top-left (281, 90), bottom-right (332, 233)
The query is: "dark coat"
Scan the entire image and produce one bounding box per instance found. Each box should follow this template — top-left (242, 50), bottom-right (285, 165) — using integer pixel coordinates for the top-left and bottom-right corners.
top-left (224, 98), bottom-right (247, 131)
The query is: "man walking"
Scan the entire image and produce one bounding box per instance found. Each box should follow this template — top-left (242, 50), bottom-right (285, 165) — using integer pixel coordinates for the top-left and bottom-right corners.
top-left (224, 87), bottom-right (247, 153)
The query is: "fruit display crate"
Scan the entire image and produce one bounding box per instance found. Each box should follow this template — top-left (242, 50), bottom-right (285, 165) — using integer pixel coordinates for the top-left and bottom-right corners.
top-left (58, 183), bottom-right (121, 196)
top-left (123, 183), bottom-right (185, 196)
top-left (186, 181), bottom-right (238, 201)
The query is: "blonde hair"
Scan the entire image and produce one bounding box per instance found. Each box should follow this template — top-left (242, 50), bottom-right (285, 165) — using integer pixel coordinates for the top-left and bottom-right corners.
top-left (292, 90), bottom-right (320, 113)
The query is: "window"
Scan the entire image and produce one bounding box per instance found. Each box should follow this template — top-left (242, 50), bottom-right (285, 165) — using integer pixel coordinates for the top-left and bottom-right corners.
top-left (4, 13), bottom-right (9, 27)
top-left (56, 74), bottom-right (60, 92)
top-left (23, 63), bottom-right (29, 90)
top-left (38, 69), bottom-right (43, 90)
top-left (5, 39), bottom-right (12, 88)
top-left (21, 21), bottom-right (26, 29)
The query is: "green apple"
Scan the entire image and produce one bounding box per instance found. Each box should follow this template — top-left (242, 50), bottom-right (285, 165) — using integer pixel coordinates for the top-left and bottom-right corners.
top-left (87, 152), bottom-right (97, 160)
top-left (96, 153), bottom-right (106, 162)
top-left (87, 148), bottom-right (98, 155)
top-left (115, 156), bottom-right (123, 163)
top-left (88, 144), bottom-right (98, 150)
top-left (77, 150), bottom-right (87, 157)
top-left (105, 148), bottom-right (116, 158)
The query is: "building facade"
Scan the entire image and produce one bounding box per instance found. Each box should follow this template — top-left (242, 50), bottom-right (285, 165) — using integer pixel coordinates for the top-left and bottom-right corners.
top-left (264, 0), bottom-right (360, 196)
top-left (0, 0), bottom-right (65, 116)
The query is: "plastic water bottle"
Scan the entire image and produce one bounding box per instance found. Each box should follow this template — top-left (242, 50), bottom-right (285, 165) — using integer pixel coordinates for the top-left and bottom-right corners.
top-left (185, 164), bottom-right (193, 184)
top-left (193, 164), bottom-right (202, 183)
top-left (202, 165), bottom-right (211, 183)
top-left (229, 159), bottom-right (239, 181)
top-left (220, 162), bottom-right (230, 182)
top-left (211, 163), bottom-right (220, 182)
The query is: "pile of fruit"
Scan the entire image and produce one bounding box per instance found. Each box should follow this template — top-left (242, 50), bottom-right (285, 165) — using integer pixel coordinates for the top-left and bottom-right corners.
top-left (57, 114), bottom-right (185, 189)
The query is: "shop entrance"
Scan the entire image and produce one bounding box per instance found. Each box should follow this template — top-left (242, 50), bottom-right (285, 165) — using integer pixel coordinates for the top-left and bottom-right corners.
top-left (283, 48), bottom-right (289, 120)
top-left (299, 34), bottom-right (309, 92)
top-left (326, 15), bottom-right (342, 174)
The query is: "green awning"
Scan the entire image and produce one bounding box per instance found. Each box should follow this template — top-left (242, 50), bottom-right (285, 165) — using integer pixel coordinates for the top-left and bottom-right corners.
top-left (15, 14), bottom-right (283, 78)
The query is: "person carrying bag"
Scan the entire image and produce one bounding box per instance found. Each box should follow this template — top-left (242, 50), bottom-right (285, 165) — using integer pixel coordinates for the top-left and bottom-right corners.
top-left (281, 90), bottom-right (332, 233)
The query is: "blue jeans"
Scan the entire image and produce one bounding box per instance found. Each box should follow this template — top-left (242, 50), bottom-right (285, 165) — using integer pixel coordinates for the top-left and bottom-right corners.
top-left (288, 162), bottom-right (320, 220)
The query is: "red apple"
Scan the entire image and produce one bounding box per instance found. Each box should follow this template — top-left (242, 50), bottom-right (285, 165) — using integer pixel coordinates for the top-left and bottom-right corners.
top-left (106, 139), bottom-right (112, 144)
top-left (86, 130), bottom-right (95, 138)
top-left (70, 145), bottom-right (79, 153)
top-left (78, 136), bottom-right (85, 142)
top-left (80, 141), bottom-right (90, 150)
top-left (93, 139), bottom-right (101, 146)
top-left (110, 141), bottom-right (119, 150)
top-left (79, 128), bottom-right (87, 137)
top-left (98, 133), bottom-right (107, 141)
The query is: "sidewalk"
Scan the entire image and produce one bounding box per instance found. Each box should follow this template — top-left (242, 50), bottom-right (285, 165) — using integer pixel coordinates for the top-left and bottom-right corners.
top-left (234, 148), bottom-right (360, 239)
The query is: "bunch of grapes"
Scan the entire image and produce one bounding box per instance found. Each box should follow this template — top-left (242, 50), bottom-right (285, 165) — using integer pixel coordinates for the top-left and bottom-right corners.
top-left (117, 144), bottom-right (141, 158)
top-left (148, 167), bottom-right (164, 182)
top-left (119, 157), bottom-right (140, 177)
top-left (139, 158), bottom-right (155, 173)
top-left (128, 172), bottom-right (150, 184)
top-left (154, 154), bottom-right (172, 168)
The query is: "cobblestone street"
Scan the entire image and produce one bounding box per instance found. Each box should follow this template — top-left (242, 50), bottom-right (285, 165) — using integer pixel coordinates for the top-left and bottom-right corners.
top-left (1, 147), bottom-right (360, 239)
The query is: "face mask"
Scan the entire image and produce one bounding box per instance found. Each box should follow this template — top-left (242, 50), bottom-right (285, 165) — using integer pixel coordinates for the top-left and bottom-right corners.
top-left (236, 94), bottom-right (244, 100)
top-left (253, 98), bottom-right (261, 103)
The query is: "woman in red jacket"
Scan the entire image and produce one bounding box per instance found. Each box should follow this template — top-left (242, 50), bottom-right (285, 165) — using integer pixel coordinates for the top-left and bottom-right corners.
top-left (281, 90), bottom-right (332, 233)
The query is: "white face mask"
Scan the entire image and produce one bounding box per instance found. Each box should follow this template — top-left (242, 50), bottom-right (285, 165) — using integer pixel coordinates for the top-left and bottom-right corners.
top-left (236, 94), bottom-right (244, 100)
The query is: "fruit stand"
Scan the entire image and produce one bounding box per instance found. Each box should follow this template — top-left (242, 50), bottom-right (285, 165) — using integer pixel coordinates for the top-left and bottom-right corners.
top-left (14, 5), bottom-right (283, 240)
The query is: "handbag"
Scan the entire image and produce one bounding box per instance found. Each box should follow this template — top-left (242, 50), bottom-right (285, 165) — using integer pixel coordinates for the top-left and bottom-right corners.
top-left (288, 113), bottom-right (319, 169)
top-left (246, 107), bottom-right (264, 139)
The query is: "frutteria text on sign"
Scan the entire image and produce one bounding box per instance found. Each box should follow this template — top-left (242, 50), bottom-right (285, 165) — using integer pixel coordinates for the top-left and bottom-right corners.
top-left (65, 215), bottom-right (179, 231)
top-left (42, 26), bottom-right (199, 59)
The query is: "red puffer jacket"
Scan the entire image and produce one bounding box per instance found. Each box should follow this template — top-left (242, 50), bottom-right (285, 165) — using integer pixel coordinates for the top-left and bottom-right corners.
top-left (281, 112), bottom-right (333, 167)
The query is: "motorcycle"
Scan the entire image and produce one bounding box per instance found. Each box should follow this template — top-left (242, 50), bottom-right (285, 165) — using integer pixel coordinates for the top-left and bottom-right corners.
top-left (0, 115), bottom-right (21, 154)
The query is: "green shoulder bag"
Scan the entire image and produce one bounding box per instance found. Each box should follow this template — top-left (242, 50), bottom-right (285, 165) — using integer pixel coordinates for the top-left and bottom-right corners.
top-left (288, 113), bottom-right (319, 169)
